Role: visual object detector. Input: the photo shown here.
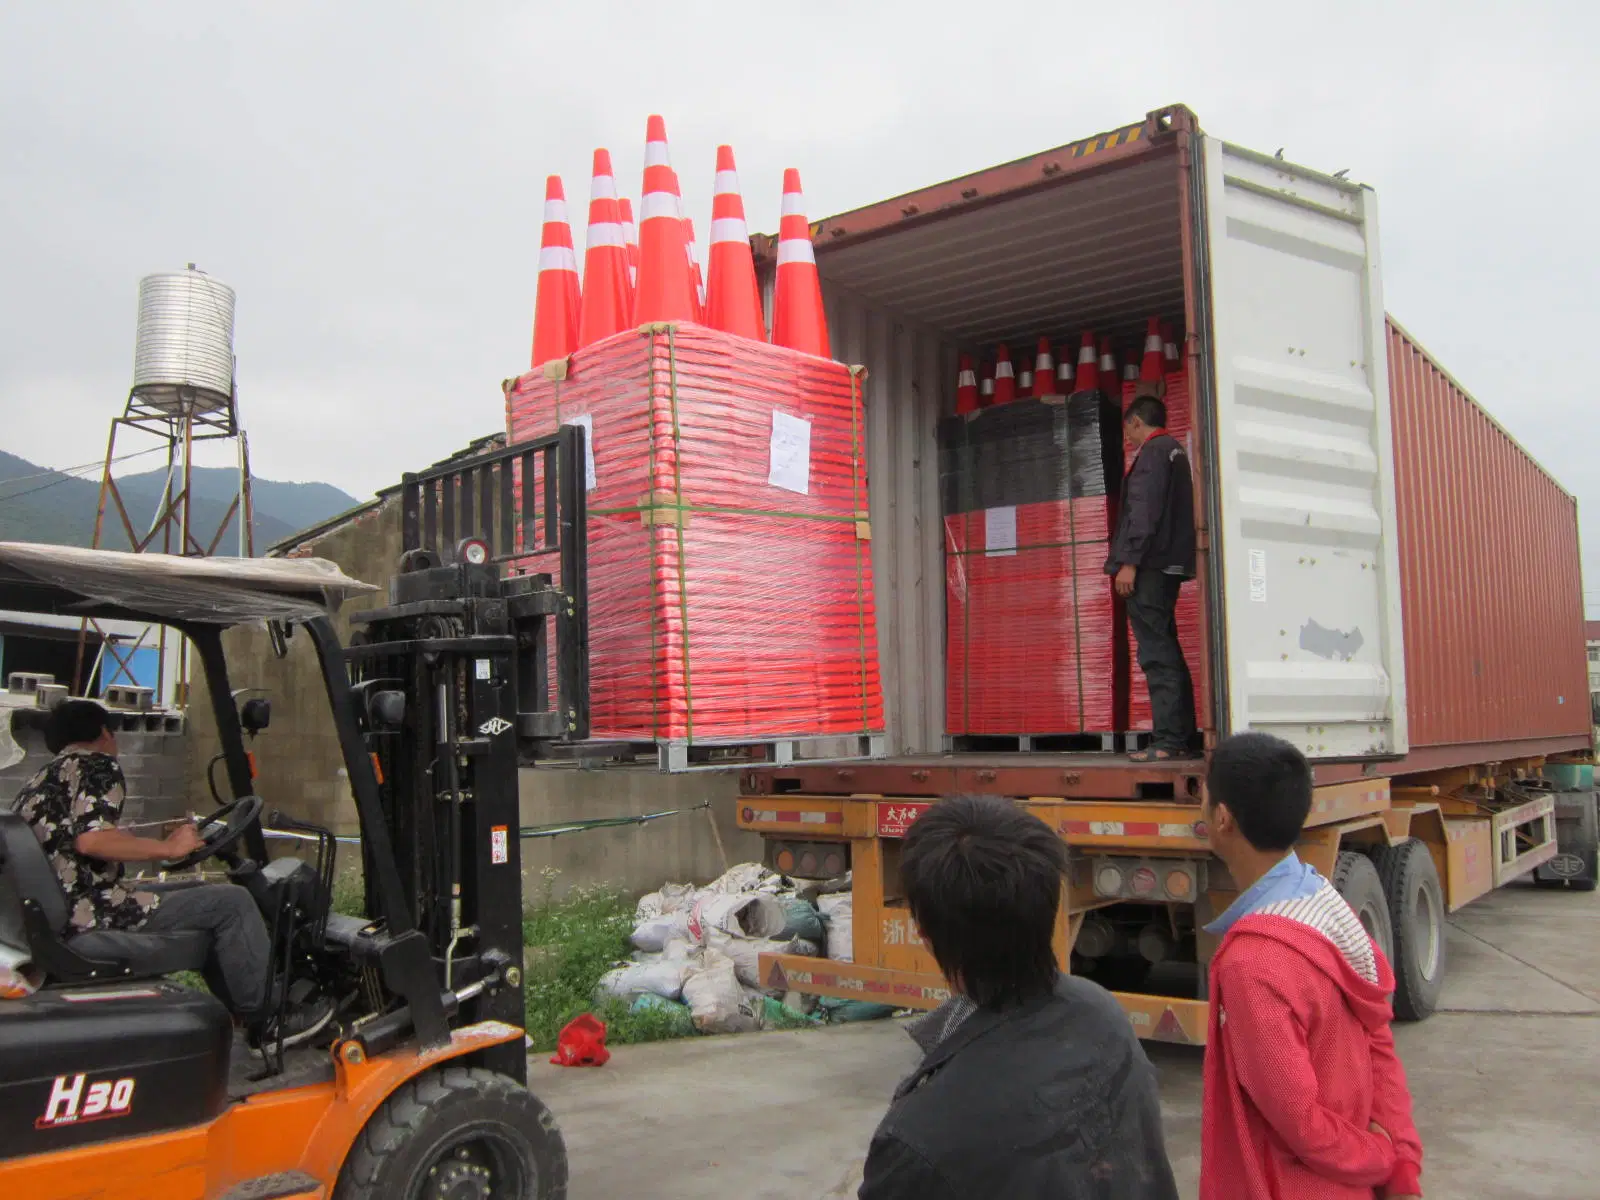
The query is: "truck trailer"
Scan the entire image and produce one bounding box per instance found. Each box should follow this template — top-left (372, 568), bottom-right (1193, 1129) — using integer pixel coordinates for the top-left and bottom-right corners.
top-left (735, 104), bottom-right (1594, 1043)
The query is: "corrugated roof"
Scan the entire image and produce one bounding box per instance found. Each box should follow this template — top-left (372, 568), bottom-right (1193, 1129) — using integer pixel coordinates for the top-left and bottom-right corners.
top-left (813, 153), bottom-right (1184, 350)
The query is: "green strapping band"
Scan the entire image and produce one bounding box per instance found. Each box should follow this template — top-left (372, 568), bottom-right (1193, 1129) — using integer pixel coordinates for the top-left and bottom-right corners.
top-left (666, 327), bottom-right (695, 742)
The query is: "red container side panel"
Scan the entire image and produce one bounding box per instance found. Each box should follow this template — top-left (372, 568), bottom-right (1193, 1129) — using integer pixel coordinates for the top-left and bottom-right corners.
top-left (1122, 371), bottom-right (1203, 733)
top-left (505, 323), bottom-right (884, 744)
top-left (1387, 319), bottom-right (1588, 750)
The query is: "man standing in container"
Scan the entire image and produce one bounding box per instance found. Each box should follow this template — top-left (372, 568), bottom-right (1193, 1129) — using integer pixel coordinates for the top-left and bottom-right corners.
top-left (857, 794), bottom-right (1178, 1200)
top-left (1108, 394), bottom-right (1196, 761)
top-left (1199, 732), bottom-right (1423, 1199)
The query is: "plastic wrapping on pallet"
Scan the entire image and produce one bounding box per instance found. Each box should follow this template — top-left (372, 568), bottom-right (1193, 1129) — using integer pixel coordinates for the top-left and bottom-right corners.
top-left (940, 393), bottom-right (1126, 737)
top-left (1122, 371), bottom-right (1203, 732)
top-left (504, 323), bottom-right (884, 746)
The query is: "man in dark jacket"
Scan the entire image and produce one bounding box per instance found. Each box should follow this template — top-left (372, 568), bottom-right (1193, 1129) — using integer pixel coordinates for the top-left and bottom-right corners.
top-left (1107, 395), bottom-right (1197, 761)
top-left (858, 795), bottom-right (1178, 1200)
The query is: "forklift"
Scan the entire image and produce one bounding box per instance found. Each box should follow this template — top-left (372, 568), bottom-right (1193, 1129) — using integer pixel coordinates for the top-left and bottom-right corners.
top-left (0, 428), bottom-right (590, 1199)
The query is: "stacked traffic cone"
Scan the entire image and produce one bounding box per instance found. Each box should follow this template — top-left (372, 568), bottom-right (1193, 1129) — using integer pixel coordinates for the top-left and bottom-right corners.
top-left (1122, 360), bottom-right (1139, 386)
top-left (979, 360), bottom-right (996, 408)
top-left (1097, 337), bottom-right (1119, 396)
top-left (530, 175), bottom-right (582, 368)
top-left (1056, 353), bottom-right (1073, 393)
top-left (1162, 320), bottom-right (1181, 374)
top-left (634, 116), bottom-right (698, 325)
top-left (619, 197), bottom-right (640, 303)
top-left (1018, 361), bottom-right (1034, 397)
top-left (992, 344), bottom-right (1017, 404)
top-left (955, 355), bottom-right (979, 415)
top-left (685, 218), bottom-right (707, 322)
top-left (771, 168), bottom-right (830, 358)
top-left (577, 150), bottom-right (631, 348)
top-left (705, 145), bottom-right (764, 341)
top-left (1139, 317), bottom-right (1165, 382)
top-left (1032, 338), bottom-right (1054, 398)
top-left (1073, 332), bottom-right (1098, 392)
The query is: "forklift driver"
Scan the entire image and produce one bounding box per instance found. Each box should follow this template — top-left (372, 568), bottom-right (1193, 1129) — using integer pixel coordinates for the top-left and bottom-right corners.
top-left (12, 699), bottom-right (322, 1042)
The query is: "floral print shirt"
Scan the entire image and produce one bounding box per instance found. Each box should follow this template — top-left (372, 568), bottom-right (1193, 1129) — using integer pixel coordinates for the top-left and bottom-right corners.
top-left (12, 749), bottom-right (158, 932)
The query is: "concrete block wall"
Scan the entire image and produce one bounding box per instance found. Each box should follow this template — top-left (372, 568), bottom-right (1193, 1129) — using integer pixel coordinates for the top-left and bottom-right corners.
top-left (0, 715), bottom-right (190, 827)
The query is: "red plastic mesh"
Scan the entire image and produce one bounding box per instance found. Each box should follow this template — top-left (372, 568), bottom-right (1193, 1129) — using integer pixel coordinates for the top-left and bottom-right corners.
top-left (944, 496), bottom-right (1126, 735)
top-left (1122, 370), bottom-right (1203, 732)
top-left (503, 323), bottom-right (883, 744)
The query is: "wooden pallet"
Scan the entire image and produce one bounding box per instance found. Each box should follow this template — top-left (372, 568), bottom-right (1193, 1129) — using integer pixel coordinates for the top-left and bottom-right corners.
top-left (943, 732), bottom-right (1139, 754)
top-left (654, 733), bottom-right (887, 773)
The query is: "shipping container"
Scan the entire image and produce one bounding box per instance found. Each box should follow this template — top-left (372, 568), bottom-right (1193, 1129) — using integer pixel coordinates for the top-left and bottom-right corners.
top-left (754, 103), bottom-right (1587, 773)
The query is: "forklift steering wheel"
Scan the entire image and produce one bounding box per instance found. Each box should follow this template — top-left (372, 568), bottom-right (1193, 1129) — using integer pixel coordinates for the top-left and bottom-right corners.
top-left (162, 795), bottom-right (264, 872)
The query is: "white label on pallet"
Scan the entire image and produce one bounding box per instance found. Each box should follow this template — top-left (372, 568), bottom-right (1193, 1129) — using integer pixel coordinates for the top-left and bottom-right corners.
top-left (985, 506), bottom-right (1017, 556)
top-left (1248, 548), bottom-right (1267, 603)
top-left (768, 411), bottom-right (812, 495)
top-left (562, 413), bottom-right (597, 491)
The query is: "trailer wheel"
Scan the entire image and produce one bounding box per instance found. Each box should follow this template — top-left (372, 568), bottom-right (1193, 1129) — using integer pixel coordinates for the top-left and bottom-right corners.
top-left (1332, 851), bottom-right (1394, 968)
top-left (1372, 839), bottom-right (1447, 1021)
top-left (334, 1066), bottom-right (568, 1200)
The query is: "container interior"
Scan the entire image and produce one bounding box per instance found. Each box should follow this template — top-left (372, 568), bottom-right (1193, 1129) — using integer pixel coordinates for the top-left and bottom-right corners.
top-left (807, 146), bottom-right (1197, 755)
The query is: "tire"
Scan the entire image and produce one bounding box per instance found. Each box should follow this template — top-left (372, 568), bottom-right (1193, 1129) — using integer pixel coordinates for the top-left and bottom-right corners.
top-left (334, 1066), bottom-right (568, 1200)
top-left (1372, 839), bottom-right (1447, 1021)
top-left (1332, 851), bottom-right (1394, 969)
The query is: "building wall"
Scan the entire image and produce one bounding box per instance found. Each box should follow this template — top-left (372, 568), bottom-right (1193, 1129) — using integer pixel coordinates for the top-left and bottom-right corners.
top-left (0, 717), bottom-right (188, 827)
top-left (184, 496), bottom-right (759, 898)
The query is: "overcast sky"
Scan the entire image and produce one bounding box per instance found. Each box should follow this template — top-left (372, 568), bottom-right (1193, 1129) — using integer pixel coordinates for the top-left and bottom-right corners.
top-left (3, 2), bottom-right (1597, 607)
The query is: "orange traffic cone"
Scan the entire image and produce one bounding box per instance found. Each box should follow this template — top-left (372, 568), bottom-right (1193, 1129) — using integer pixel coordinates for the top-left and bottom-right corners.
top-left (1072, 332), bottom-right (1098, 392)
top-left (531, 175), bottom-right (582, 368)
top-left (955, 354), bottom-right (979, 414)
top-left (1032, 337), bottom-right (1054, 398)
top-left (1056, 353), bottom-right (1073, 392)
top-left (634, 116), bottom-right (698, 325)
top-left (1097, 337), bottom-right (1119, 396)
top-left (619, 196), bottom-right (639, 304)
top-left (992, 343), bottom-right (1017, 404)
top-left (1161, 320), bottom-right (1181, 373)
top-left (705, 145), bottom-right (764, 341)
top-left (979, 360), bottom-right (996, 408)
top-left (771, 168), bottom-right (830, 357)
top-left (1139, 317), bottom-right (1164, 382)
top-left (1018, 362), bottom-right (1034, 397)
top-left (577, 149), bottom-right (631, 348)
top-left (684, 217), bottom-right (707, 323)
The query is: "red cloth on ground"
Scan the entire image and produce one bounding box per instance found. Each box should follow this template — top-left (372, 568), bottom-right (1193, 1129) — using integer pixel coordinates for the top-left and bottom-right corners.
top-left (1201, 896), bottom-right (1424, 1200)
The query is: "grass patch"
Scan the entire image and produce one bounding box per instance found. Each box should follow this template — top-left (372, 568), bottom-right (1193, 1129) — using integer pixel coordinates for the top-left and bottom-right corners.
top-left (520, 870), bottom-right (694, 1053)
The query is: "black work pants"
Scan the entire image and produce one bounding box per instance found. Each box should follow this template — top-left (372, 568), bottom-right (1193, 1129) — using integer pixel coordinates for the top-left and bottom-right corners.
top-left (143, 883), bottom-right (271, 1015)
top-left (1126, 569), bottom-right (1196, 752)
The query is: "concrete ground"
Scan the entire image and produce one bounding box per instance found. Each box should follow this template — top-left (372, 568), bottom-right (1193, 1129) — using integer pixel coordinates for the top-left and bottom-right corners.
top-left (530, 881), bottom-right (1599, 1200)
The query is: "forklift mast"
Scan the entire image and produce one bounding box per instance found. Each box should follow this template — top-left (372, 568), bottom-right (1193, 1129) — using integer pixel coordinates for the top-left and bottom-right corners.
top-left (339, 426), bottom-right (590, 1081)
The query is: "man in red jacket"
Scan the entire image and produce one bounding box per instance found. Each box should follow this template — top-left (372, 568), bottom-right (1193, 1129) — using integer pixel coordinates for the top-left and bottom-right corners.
top-left (1199, 732), bottom-right (1423, 1200)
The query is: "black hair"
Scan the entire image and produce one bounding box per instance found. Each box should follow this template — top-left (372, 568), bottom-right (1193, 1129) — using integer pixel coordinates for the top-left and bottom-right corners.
top-left (898, 794), bottom-right (1065, 1009)
top-left (1206, 731), bottom-right (1312, 851)
top-left (45, 699), bottom-right (114, 755)
top-left (1125, 396), bottom-right (1167, 428)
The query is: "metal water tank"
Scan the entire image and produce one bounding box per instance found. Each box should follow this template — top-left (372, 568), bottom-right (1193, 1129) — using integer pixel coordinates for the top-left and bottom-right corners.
top-left (131, 266), bottom-right (236, 413)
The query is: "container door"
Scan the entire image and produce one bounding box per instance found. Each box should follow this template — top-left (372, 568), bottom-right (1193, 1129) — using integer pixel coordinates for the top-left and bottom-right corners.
top-left (1201, 137), bottom-right (1407, 758)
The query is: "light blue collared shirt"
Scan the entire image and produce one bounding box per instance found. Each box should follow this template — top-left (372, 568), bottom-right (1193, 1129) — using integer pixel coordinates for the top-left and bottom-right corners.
top-left (1203, 851), bottom-right (1324, 936)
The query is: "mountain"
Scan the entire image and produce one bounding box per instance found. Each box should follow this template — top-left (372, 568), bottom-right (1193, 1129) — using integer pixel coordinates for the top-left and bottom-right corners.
top-left (0, 451), bottom-right (360, 555)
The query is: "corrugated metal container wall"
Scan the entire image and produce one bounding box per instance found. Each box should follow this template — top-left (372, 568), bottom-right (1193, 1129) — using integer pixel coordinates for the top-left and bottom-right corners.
top-left (761, 271), bottom-right (953, 754)
top-left (1387, 318), bottom-right (1589, 750)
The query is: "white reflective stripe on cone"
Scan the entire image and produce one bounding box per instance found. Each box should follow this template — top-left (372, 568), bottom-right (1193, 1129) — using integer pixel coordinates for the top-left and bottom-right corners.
top-left (639, 192), bottom-right (679, 221)
top-left (781, 192), bottom-right (807, 217)
top-left (543, 200), bottom-right (569, 223)
top-left (776, 238), bottom-right (815, 265)
top-left (714, 171), bottom-right (740, 195)
top-left (538, 245), bottom-right (579, 272)
top-left (957, 370), bottom-right (976, 386)
top-left (995, 362), bottom-right (1014, 378)
top-left (585, 222), bottom-right (625, 247)
top-left (644, 141), bottom-right (670, 167)
top-left (591, 174), bottom-right (618, 199)
top-left (709, 217), bottom-right (749, 243)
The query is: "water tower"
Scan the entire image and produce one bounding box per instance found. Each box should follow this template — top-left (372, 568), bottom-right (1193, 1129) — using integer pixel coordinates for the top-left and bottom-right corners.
top-left (75, 265), bottom-right (257, 703)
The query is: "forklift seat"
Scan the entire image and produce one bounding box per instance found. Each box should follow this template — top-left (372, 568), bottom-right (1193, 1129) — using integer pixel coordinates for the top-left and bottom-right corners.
top-left (0, 812), bottom-right (210, 983)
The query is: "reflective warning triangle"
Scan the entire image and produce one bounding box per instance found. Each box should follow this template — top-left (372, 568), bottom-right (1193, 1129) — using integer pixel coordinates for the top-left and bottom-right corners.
top-left (765, 959), bottom-right (789, 992)
top-left (1153, 1006), bottom-right (1189, 1043)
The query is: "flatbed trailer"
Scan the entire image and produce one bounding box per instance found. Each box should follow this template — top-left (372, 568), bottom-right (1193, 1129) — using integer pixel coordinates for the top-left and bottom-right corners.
top-left (731, 104), bottom-right (1595, 1039)
top-left (740, 753), bottom-right (1570, 1044)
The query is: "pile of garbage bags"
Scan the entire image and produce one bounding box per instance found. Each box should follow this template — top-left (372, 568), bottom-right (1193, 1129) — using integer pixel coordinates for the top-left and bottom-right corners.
top-left (596, 863), bottom-right (897, 1035)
